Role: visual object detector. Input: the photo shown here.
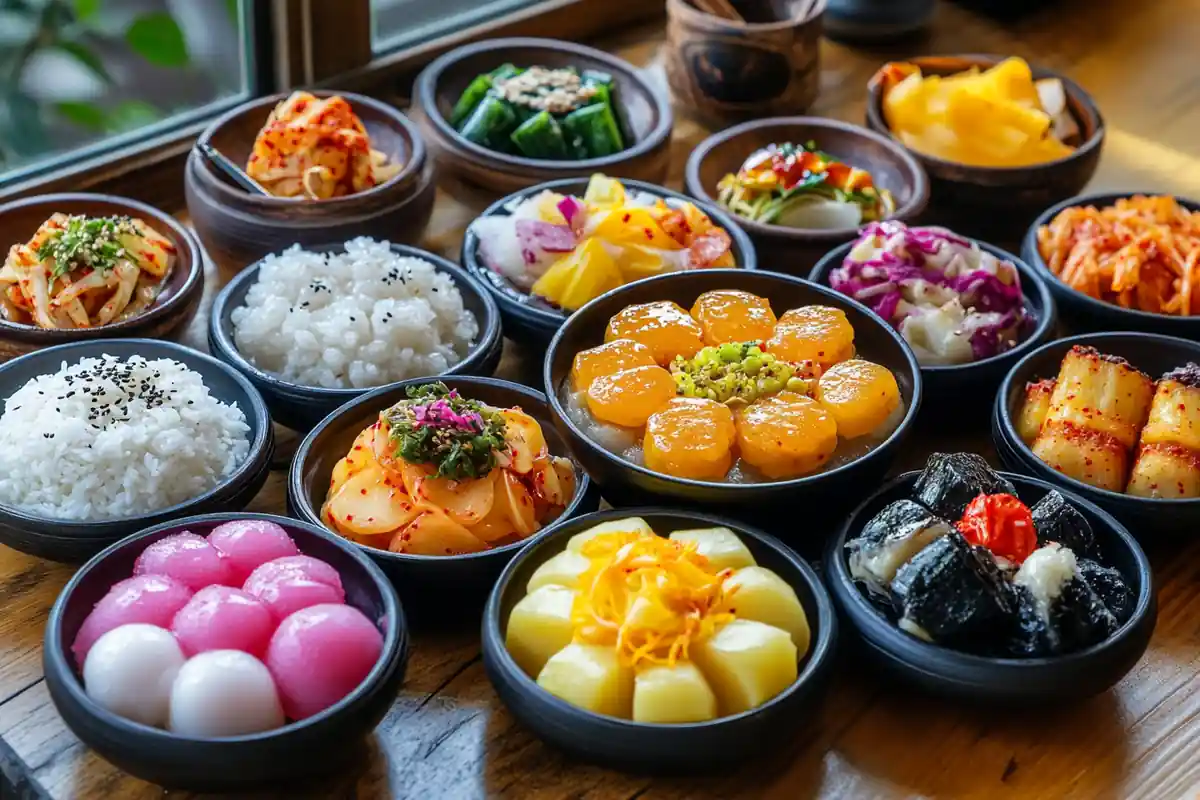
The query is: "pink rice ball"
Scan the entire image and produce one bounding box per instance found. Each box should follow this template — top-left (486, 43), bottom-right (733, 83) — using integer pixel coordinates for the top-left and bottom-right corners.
top-left (133, 532), bottom-right (234, 590)
top-left (72, 575), bottom-right (194, 668)
top-left (265, 604), bottom-right (383, 720)
top-left (170, 586), bottom-right (277, 658)
top-left (243, 556), bottom-right (346, 621)
top-left (207, 520), bottom-right (299, 584)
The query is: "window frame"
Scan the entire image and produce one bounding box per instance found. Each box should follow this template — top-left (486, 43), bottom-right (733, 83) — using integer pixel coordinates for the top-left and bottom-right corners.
top-left (0, 0), bottom-right (663, 208)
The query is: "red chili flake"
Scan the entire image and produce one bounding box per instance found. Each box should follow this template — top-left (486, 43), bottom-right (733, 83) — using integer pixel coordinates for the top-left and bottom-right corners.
top-left (346, 514), bottom-right (355, 521)
top-left (294, 100), bottom-right (308, 113)
top-left (353, 445), bottom-right (363, 450)
top-left (367, 517), bottom-right (374, 522)
top-left (360, 488), bottom-right (367, 495)
top-left (643, 228), bottom-right (654, 240)
top-left (622, 213), bottom-right (631, 223)
top-left (263, 140), bottom-right (276, 150)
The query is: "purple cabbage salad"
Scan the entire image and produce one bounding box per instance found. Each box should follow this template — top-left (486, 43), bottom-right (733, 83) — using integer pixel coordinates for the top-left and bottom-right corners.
top-left (829, 221), bottom-right (1030, 365)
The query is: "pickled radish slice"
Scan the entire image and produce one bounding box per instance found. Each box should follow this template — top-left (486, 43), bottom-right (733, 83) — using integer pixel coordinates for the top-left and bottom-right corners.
top-left (690, 290), bottom-right (777, 346)
top-left (605, 301), bottom-right (705, 365)
top-left (644, 398), bottom-right (736, 480)
top-left (133, 532), bottom-right (234, 590)
top-left (332, 425), bottom-right (377, 490)
top-left (171, 586), bottom-right (275, 658)
top-left (73, 575), bottom-right (194, 667)
top-left (497, 468), bottom-right (539, 536)
top-left (390, 508), bottom-right (490, 555)
top-left (571, 339), bottom-right (657, 392)
top-left (499, 407), bottom-right (547, 474)
top-left (586, 365), bottom-right (676, 427)
top-left (406, 467), bottom-right (496, 527)
top-left (265, 604), bottom-right (383, 721)
top-left (208, 520), bottom-right (300, 585)
top-left (767, 306), bottom-right (855, 368)
top-left (530, 455), bottom-right (566, 506)
top-left (326, 464), bottom-right (419, 535)
top-left (816, 359), bottom-right (901, 438)
top-left (736, 392), bottom-right (838, 479)
top-left (552, 456), bottom-right (577, 501)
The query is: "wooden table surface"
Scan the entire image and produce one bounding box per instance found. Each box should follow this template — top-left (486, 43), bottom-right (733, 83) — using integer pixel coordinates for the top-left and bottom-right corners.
top-left (4, 1), bottom-right (1200, 798)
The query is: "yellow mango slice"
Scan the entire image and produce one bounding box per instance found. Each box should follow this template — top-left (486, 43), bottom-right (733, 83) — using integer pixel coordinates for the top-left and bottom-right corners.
top-left (583, 174), bottom-right (626, 208)
top-left (611, 244), bottom-right (668, 283)
top-left (532, 238), bottom-right (623, 311)
top-left (506, 585), bottom-right (577, 677)
top-left (591, 208), bottom-right (681, 251)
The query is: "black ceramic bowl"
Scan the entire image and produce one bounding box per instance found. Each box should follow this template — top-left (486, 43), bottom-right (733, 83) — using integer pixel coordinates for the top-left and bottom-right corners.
top-left (543, 269), bottom-right (921, 532)
top-left (288, 375), bottom-right (600, 620)
top-left (993, 332), bottom-right (1200, 539)
top-left (460, 177), bottom-right (758, 348)
top-left (44, 513), bottom-right (408, 791)
top-left (1022, 191), bottom-right (1200, 337)
top-left (0, 339), bottom-right (273, 562)
top-left (824, 471), bottom-right (1155, 704)
top-left (482, 508), bottom-right (837, 772)
top-left (209, 242), bottom-right (503, 432)
top-left (809, 236), bottom-right (1057, 417)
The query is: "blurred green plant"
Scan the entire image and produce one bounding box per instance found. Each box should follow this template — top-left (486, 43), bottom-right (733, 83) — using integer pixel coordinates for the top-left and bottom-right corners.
top-left (0, 0), bottom-right (197, 168)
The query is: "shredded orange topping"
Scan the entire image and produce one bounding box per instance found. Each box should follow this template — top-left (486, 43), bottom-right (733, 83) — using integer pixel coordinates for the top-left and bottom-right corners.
top-left (571, 532), bottom-right (737, 668)
top-left (1036, 195), bottom-right (1200, 315)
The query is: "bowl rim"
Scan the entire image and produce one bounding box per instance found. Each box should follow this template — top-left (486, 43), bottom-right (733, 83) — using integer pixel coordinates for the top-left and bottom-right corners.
top-left (683, 116), bottom-right (931, 242)
top-left (995, 330), bottom-right (1200, 506)
top-left (193, 89), bottom-right (426, 207)
top-left (0, 192), bottom-right (204, 338)
top-left (44, 511), bottom-right (408, 744)
top-left (208, 240), bottom-right (502, 400)
top-left (1021, 190), bottom-right (1200, 325)
top-left (288, 374), bottom-right (596, 564)
top-left (665, 0), bottom-right (828, 30)
top-left (543, 268), bottom-right (924, 492)
top-left (826, 469), bottom-right (1154, 670)
top-left (482, 506), bottom-right (838, 730)
top-left (808, 234), bottom-right (1058, 374)
top-left (0, 338), bottom-right (273, 528)
top-left (460, 176), bottom-right (759, 329)
top-left (415, 36), bottom-right (674, 171)
top-left (864, 53), bottom-right (1106, 176)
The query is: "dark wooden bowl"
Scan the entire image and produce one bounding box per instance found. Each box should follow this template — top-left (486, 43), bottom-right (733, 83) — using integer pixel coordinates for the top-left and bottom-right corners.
top-left (684, 117), bottom-right (929, 271)
top-left (461, 177), bottom-right (758, 348)
top-left (543, 269), bottom-right (923, 540)
top-left (288, 376), bottom-right (600, 624)
top-left (482, 508), bottom-right (837, 772)
top-left (865, 54), bottom-right (1104, 241)
top-left (993, 332), bottom-right (1200, 540)
top-left (44, 513), bottom-right (408, 791)
top-left (185, 91), bottom-right (435, 270)
top-left (1021, 191), bottom-right (1200, 337)
top-left (208, 242), bottom-right (503, 432)
top-left (413, 37), bottom-right (673, 195)
top-left (0, 339), bottom-right (274, 562)
top-left (664, 0), bottom-right (825, 123)
top-left (825, 471), bottom-right (1154, 704)
top-left (809, 236), bottom-right (1057, 423)
top-left (0, 193), bottom-right (203, 362)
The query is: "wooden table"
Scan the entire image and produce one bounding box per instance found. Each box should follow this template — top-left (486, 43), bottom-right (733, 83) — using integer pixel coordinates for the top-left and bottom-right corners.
top-left (4, 2), bottom-right (1200, 797)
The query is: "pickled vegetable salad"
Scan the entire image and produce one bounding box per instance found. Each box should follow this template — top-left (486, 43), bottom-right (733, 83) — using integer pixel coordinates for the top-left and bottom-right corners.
top-left (471, 175), bottom-right (736, 311)
top-left (450, 64), bottom-right (626, 160)
top-left (830, 221), bottom-right (1029, 366)
top-left (717, 141), bottom-right (895, 230)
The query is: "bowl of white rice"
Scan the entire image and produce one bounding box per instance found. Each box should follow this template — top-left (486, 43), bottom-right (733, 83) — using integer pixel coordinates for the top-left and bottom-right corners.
top-left (0, 339), bottom-right (273, 562)
top-left (209, 238), bottom-right (502, 432)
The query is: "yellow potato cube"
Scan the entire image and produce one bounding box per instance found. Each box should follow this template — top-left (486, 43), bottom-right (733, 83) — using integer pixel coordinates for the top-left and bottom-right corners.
top-left (567, 516), bottom-right (654, 552)
top-left (632, 662), bottom-right (718, 724)
top-left (536, 643), bottom-right (634, 718)
top-left (669, 527), bottom-right (756, 572)
top-left (724, 567), bottom-right (811, 655)
top-left (526, 549), bottom-right (591, 593)
top-left (505, 585), bottom-right (577, 678)
top-left (692, 620), bottom-right (798, 715)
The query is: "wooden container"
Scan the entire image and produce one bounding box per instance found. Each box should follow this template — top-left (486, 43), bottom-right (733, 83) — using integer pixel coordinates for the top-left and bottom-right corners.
top-left (665, 0), bottom-right (825, 122)
top-left (414, 38), bottom-right (673, 195)
top-left (185, 91), bottom-right (435, 271)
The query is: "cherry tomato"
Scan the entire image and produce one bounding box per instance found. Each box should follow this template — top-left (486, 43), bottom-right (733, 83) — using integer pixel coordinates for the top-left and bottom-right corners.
top-left (956, 493), bottom-right (1037, 565)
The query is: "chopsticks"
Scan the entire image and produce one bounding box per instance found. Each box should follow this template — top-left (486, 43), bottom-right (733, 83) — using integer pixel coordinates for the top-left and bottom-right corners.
top-left (196, 142), bottom-right (274, 197)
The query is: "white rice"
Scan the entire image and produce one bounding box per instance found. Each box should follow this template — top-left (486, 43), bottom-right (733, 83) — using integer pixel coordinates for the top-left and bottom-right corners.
top-left (231, 238), bottom-right (478, 389)
top-left (0, 355), bottom-right (250, 520)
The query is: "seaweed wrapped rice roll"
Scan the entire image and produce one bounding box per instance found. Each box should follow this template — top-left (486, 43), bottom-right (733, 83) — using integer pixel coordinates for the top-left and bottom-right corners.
top-left (913, 452), bottom-right (1017, 519)
top-left (1030, 490), bottom-right (1097, 558)
top-left (1076, 558), bottom-right (1135, 625)
top-left (1009, 544), bottom-right (1121, 656)
top-left (846, 500), bottom-right (952, 596)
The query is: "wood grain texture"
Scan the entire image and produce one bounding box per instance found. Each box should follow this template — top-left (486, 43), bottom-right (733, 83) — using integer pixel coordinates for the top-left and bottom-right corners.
top-left (4, 0), bottom-right (1200, 796)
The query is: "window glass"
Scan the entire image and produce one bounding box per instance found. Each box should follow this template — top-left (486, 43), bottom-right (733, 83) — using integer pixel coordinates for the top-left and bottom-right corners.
top-left (371, 0), bottom-right (542, 53)
top-left (0, 0), bottom-right (251, 185)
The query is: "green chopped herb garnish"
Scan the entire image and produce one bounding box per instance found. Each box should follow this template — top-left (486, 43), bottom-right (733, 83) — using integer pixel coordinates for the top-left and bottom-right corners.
top-left (381, 382), bottom-right (509, 481)
top-left (36, 215), bottom-right (138, 279)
